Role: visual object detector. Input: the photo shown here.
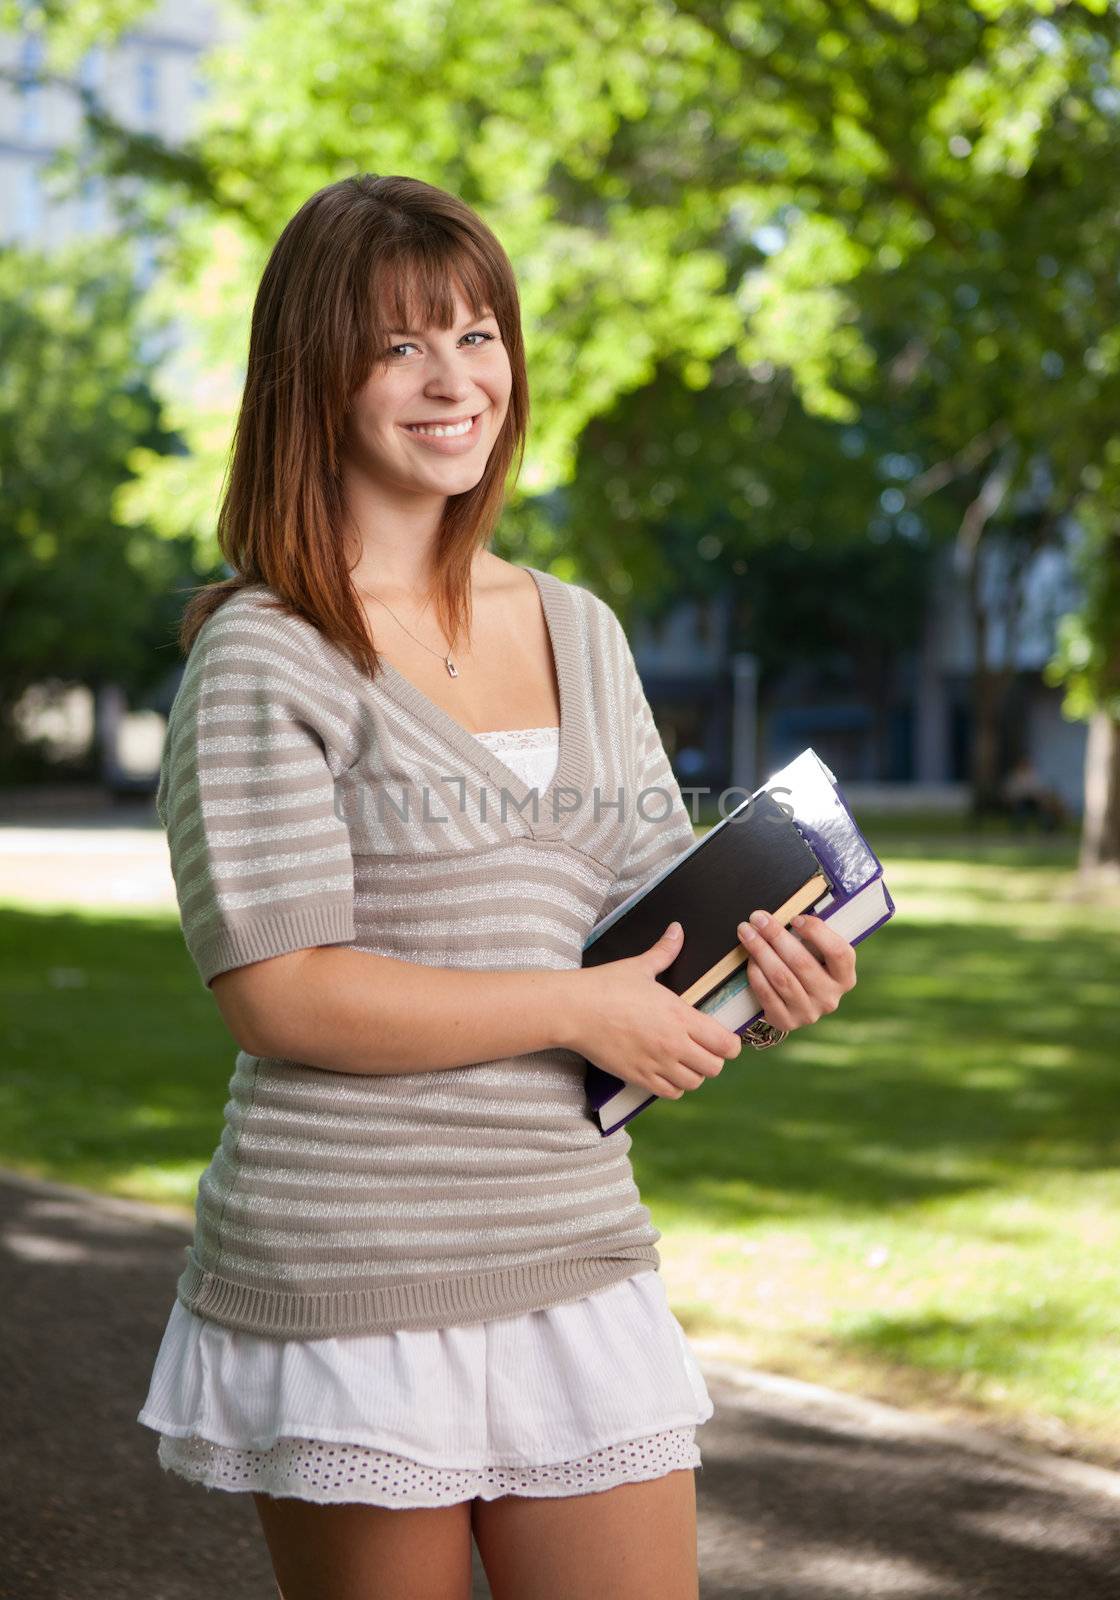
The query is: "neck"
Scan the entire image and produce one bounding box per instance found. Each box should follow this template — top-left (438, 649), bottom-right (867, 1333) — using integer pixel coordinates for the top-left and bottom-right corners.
top-left (340, 461), bottom-right (450, 596)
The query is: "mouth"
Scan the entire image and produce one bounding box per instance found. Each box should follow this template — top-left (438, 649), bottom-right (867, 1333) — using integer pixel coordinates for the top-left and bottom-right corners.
top-left (399, 411), bottom-right (485, 451)
top-left (398, 409), bottom-right (486, 454)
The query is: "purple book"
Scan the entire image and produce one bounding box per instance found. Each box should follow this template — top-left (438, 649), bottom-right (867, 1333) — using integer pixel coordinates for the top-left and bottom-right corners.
top-left (583, 748), bottom-right (896, 1136)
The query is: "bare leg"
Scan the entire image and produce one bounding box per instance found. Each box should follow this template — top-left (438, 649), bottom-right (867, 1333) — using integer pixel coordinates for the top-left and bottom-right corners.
top-left (471, 1468), bottom-right (699, 1600)
top-left (251, 1492), bottom-right (474, 1600)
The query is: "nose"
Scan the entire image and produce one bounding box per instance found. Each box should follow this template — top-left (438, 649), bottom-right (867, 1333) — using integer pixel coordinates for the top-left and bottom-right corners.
top-left (424, 347), bottom-right (476, 399)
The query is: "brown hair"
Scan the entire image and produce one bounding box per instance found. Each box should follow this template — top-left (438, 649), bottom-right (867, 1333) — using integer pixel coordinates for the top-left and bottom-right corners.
top-left (175, 173), bottom-right (530, 676)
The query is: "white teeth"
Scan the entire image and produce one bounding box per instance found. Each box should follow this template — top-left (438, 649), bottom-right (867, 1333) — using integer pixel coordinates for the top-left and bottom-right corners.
top-left (405, 418), bottom-right (474, 437)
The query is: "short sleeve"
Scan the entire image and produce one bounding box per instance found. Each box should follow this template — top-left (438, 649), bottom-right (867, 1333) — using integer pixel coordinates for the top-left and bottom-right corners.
top-left (157, 599), bottom-right (357, 990)
top-left (592, 601), bottom-right (697, 928)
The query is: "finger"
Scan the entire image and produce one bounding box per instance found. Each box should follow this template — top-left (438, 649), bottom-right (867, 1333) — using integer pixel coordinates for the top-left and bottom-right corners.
top-left (679, 1039), bottom-right (727, 1078)
top-left (676, 992), bottom-right (742, 1059)
top-left (740, 910), bottom-right (830, 994)
top-left (652, 1073), bottom-right (691, 1100)
top-left (790, 914), bottom-right (858, 987)
top-left (666, 1063), bottom-right (707, 1093)
top-left (650, 1074), bottom-right (684, 1099)
top-left (738, 925), bottom-right (814, 1022)
top-left (745, 956), bottom-right (799, 1031)
top-left (691, 1015), bottom-right (743, 1060)
top-left (746, 929), bottom-right (845, 1021)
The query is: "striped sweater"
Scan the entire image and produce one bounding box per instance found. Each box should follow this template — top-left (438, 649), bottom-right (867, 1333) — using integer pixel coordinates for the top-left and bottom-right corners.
top-left (157, 564), bottom-right (697, 1337)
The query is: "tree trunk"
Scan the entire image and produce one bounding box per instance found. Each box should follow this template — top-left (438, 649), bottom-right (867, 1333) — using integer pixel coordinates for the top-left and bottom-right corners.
top-left (1079, 709), bottom-right (1120, 878)
top-left (967, 575), bottom-right (1004, 814)
top-left (92, 679), bottom-right (129, 787)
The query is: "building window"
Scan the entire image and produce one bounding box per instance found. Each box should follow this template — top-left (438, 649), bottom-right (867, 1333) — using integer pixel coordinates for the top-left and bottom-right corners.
top-left (80, 175), bottom-right (101, 233)
top-left (137, 54), bottom-right (159, 126)
top-left (135, 234), bottom-right (158, 290)
top-left (18, 165), bottom-right (43, 236)
top-left (19, 32), bottom-right (45, 140)
top-left (78, 44), bottom-right (104, 94)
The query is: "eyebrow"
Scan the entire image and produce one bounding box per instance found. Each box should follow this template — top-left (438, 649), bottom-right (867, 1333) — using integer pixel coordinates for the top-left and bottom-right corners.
top-left (387, 308), bottom-right (496, 337)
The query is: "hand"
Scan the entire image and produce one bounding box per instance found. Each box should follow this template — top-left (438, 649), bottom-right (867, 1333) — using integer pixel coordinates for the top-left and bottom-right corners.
top-left (736, 910), bottom-right (857, 1032)
top-left (567, 923), bottom-right (744, 1100)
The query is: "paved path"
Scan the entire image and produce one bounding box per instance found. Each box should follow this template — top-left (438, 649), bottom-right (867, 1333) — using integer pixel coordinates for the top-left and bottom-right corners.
top-left (0, 801), bottom-right (175, 910)
top-left (2, 1168), bottom-right (1119, 1599)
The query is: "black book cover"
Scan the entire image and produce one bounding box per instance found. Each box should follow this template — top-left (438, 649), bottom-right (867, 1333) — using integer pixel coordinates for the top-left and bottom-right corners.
top-left (582, 788), bottom-right (828, 1006)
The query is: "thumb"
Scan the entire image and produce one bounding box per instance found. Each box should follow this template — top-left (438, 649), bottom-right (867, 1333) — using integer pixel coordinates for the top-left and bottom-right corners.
top-left (643, 921), bottom-right (683, 972)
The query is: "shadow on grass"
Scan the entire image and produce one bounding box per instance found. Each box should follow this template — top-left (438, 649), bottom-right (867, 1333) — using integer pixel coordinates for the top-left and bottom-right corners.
top-left (637, 913), bottom-right (1119, 1224)
top-left (835, 1301), bottom-right (1079, 1376)
top-left (2, 897), bottom-right (1117, 1225)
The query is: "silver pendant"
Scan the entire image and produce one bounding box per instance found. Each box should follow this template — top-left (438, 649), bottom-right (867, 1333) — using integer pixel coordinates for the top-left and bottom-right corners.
top-left (446, 656), bottom-right (459, 678)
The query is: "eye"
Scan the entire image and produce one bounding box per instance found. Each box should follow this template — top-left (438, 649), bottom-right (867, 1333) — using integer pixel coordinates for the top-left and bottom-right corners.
top-left (384, 330), bottom-right (497, 359)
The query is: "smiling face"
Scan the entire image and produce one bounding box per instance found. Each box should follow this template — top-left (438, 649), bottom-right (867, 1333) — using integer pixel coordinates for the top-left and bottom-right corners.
top-left (342, 278), bottom-right (513, 501)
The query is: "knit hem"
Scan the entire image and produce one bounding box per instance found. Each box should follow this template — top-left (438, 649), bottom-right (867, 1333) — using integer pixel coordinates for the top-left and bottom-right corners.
top-left (194, 897), bottom-right (356, 990)
top-left (176, 1246), bottom-right (662, 1337)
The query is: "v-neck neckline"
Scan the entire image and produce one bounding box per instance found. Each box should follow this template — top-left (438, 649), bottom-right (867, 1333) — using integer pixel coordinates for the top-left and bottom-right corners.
top-left (370, 564), bottom-right (589, 840)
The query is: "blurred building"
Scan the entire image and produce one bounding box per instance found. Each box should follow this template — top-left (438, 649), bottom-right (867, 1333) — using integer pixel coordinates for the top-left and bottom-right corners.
top-left (0, 3), bottom-right (222, 252)
top-left (630, 533), bottom-right (1088, 817)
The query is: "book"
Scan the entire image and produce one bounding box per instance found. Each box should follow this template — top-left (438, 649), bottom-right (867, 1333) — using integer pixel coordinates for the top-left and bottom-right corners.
top-left (582, 747), bottom-right (894, 1136)
top-left (581, 785), bottom-right (829, 1005)
top-left (694, 874), bottom-right (895, 1038)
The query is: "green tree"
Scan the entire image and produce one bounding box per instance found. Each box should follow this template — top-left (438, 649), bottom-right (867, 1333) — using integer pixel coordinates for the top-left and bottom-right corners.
top-left (1046, 505), bottom-right (1120, 878)
top-left (557, 356), bottom-right (937, 779)
top-left (0, 240), bottom-right (192, 777)
top-left (18, 0), bottom-right (1120, 862)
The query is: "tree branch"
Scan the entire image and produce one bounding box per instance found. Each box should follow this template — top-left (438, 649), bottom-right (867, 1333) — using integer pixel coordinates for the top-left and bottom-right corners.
top-left (907, 422), bottom-right (1013, 502)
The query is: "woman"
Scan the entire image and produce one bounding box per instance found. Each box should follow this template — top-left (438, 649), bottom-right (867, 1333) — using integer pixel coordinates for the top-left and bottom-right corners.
top-left (137, 173), bottom-right (857, 1600)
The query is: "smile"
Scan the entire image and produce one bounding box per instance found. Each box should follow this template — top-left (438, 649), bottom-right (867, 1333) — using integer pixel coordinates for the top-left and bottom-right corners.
top-left (405, 417), bottom-right (475, 437)
top-left (399, 412), bottom-right (485, 452)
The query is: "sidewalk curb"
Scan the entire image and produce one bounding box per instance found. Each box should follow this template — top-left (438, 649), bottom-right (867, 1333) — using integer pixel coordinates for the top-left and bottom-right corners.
top-left (690, 1345), bottom-right (1120, 1501)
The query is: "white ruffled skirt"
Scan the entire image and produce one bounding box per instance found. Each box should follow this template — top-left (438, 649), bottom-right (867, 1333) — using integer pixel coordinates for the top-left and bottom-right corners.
top-left (137, 1267), bottom-right (714, 1507)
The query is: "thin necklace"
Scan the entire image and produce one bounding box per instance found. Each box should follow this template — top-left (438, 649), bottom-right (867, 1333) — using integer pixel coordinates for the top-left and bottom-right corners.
top-left (356, 585), bottom-right (461, 678)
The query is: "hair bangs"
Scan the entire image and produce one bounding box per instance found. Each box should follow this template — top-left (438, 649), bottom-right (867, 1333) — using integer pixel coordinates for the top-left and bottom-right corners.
top-left (362, 236), bottom-right (502, 376)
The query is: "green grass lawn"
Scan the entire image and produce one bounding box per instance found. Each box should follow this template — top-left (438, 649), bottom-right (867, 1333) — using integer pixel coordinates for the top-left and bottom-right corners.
top-left (2, 815), bottom-right (1118, 1467)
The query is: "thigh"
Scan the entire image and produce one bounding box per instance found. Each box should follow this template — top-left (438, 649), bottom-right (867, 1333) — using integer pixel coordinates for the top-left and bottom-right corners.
top-left (252, 1491), bottom-right (474, 1600)
top-left (471, 1467), bottom-right (698, 1600)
